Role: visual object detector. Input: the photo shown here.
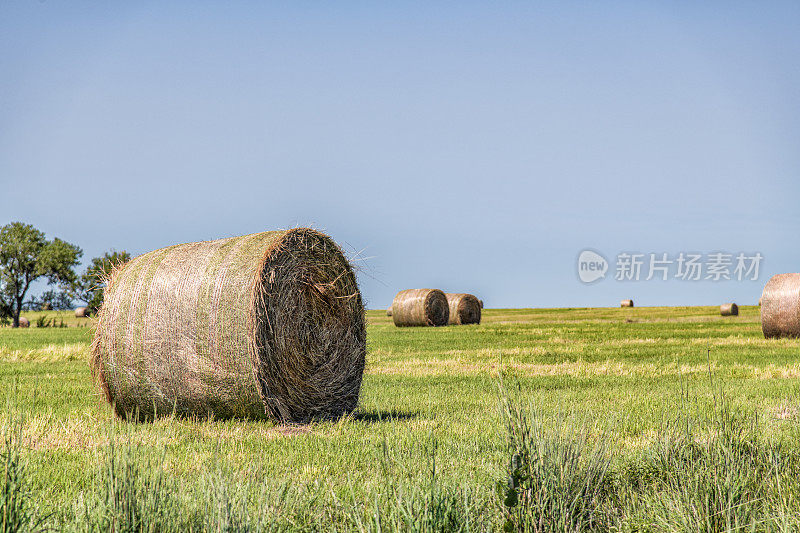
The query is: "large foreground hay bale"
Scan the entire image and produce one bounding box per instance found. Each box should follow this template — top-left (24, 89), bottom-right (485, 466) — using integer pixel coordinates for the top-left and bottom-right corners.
top-left (478, 299), bottom-right (484, 309)
top-left (761, 273), bottom-right (800, 338)
top-left (75, 307), bottom-right (90, 318)
top-left (445, 293), bottom-right (481, 325)
top-left (386, 306), bottom-right (392, 317)
top-left (620, 299), bottom-right (634, 308)
top-left (391, 289), bottom-right (449, 327)
top-left (18, 317), bottom-right (29, 328)
top-left (720, 303), bottom-right (738, 316)
top-left (92, 228), bottom-right (366, 422)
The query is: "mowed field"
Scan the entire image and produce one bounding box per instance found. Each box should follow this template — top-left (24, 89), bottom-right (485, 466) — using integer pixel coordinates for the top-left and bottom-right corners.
top-left (3, 305), bottom-right (800, 531)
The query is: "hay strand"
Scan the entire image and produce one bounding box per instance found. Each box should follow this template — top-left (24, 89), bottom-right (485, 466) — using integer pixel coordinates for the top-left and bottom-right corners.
top-left (620, 299), bottom-right (634, 308)
top-left (761, 273), bottom-right (800, 338)
top-left (720, 303), bottom-right (738, 316)
top-left (91, 228), bottom-right (366, 423)
top-left (391, 289), bottom-right (449, 327)
top-left (445, 293), bottom-right (481, 325)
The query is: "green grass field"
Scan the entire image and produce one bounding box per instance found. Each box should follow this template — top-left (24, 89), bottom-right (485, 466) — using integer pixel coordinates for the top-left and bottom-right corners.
top-left (3, 306), bottom-right (800, 531)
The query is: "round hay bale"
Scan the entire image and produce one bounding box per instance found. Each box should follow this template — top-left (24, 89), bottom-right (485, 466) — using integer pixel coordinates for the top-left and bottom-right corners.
top-left (445, 293), bottom-right (481, 325)
top-left (386, 306), bottom-right (392, 317)
top-left (391, 289), bottom-right (449, 327)
top-left (92, 228), bottom-right (366, 423)
top-left (75, 307), bottom-right (90, 318)
top-left (620, 299), bottom-right (634, 308)
top-left (478, 299), bottom-right (484, 309)
top-left (18, 317), bottom-right (29, 328)
top-left (42, 302), bottom-right (52, 311)
top-left (761, 273), bottom-right (800, 338)
top-left (720, 303), bottom-right (738, 316)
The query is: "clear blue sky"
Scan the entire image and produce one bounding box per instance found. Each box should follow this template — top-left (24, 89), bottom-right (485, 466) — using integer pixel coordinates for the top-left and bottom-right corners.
top-left (1, 2), bottom-right (798, 308)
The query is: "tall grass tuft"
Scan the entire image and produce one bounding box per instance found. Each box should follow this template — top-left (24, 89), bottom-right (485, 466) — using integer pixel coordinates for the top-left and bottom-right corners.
top-left (1, 420), bottom-right (44, 533)
top-left (496, 378), bottom-right (612, 532)
top-left (494, 372), bottom-right (800, 532)
top-left (76, 439), bottom-right (180, 533)
top-left (201, 472), bottom-right (256, 533)
top-left (346, 480), bottom-right (483, 532)
top-left (614, 389), bottom-right (800, 532)
top-left (341, 433), bottom-right (488, 532)
top-left (197, 448), bottom-right (305, 532)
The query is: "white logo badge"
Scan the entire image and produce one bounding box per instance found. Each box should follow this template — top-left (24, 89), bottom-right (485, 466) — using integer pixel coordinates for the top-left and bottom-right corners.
top-left (577, 250), bottom-right (608, 283)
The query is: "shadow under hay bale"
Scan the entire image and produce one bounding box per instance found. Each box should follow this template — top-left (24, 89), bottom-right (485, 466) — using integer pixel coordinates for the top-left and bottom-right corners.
top-left (720, 303), bottom-right (738, 316)
top-left (18, 317), bottom-right (29, 328)
top-left (445, 293), bottom-right (481, 325)
top-left (92, 228), bottom-right (366, 423)
top-left (386, 306), bottom-right (392, 317)
top-left (75, 307), bottom-right (90, 318)
top-left (391, 289), bottom-right (449, 327)
top-left (620, 299), bottom-right (634, 308)
top-left (761, 273), bottom-right (800, 338)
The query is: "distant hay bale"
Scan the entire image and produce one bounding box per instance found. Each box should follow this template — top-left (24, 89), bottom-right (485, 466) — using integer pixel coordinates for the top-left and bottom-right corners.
top-left (75, 307), bottom-right (90, 318)
top-left (620, 299), bottom-right (634, 308)
top-left (761, 273), bottom-right (800, 338)
top-left (42, 302), bottom-right (52, 311)
top-left (391, 289), bottom-right (449, 327)
top-left (92, 228), bottom-right (366, 423)
top-left (18, 317), bottom-right (29, 328)
top-left (445, 293), bottom-right (481, 325)
top-left (720, 303), bottom-right (738, 316)
top-left (386, 306), bottom-right (392, 316)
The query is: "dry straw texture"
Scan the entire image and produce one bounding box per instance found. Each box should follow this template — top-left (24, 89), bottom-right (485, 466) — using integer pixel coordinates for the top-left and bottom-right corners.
top-left (18, 317), bottom-right (29, 328)
top-left (391, 289), bottom-right (449, 327)
top-left (761, 273), bottom-right (800, 338)
top-left (386, 306), bottom-right (392, 317)
top-left (92, 228), bottom-right (366, 423)
top-left (720, 303), bottom-right (739, 316)
top-left (445, 293), bottom-right (481, 325)
top-left (75, 307), bottom-right (90, 318)
top-left (620, 299), bottom-right (634, 308)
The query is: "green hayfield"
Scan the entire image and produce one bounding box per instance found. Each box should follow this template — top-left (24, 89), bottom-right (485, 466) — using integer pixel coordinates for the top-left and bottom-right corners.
top-left (3, 306), bottom-right (800, 530)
